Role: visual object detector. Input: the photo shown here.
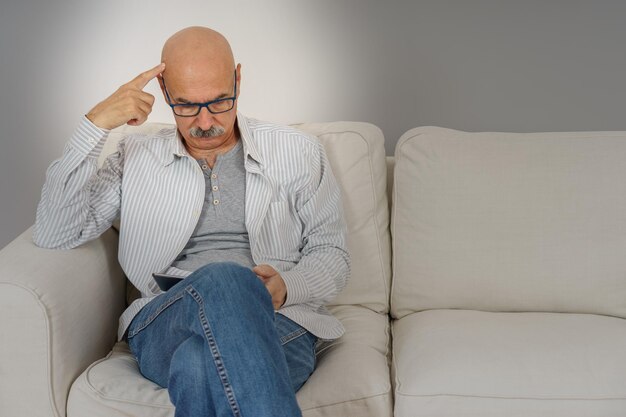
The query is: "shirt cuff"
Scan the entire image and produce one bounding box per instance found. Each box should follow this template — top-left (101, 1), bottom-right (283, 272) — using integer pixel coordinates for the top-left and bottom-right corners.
top-left (68, 116), bottom-right (110, 158)
top-left (280, 269), bottom-right (310, 307)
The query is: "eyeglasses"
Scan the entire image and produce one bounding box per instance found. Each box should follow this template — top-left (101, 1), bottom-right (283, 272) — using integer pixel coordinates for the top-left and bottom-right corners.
top-left (162, 71), bottom-right (237, 117)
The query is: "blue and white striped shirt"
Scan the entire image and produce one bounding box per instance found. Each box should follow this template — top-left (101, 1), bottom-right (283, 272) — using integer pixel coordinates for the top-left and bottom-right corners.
top-left (34, 113), bottom-right (350, 341)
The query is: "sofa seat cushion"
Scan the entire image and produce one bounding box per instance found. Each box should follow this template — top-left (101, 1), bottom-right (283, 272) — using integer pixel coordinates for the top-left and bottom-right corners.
top-left (392, 309), bottom-right (626, 417)
top-left (67, 305), bottom-right (392, 417)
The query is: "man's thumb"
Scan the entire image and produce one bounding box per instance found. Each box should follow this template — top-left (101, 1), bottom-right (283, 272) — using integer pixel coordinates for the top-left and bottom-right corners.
top-left (253, 264), bottom-right (274, 277)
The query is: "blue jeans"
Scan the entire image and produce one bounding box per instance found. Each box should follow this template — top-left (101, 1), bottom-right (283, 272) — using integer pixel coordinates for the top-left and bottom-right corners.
top-left (126, 262), bottom-right (317, 417)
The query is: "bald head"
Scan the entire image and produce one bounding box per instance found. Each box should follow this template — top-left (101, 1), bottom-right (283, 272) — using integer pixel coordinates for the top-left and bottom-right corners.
top-left (158, 27), bottom-right (241, 161)
top-left (161, 26), bottom-right (235, 82)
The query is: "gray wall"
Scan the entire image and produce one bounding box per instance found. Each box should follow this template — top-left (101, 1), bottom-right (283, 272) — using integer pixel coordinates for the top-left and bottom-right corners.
top-left (2, 0), bottom-right (626, 249)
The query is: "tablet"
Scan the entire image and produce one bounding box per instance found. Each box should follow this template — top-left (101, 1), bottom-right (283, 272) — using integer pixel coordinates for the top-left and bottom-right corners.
top-left (152, 273), bottom-right (185, 291)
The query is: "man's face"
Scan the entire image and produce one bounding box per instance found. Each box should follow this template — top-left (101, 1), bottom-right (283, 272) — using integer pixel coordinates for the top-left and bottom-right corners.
top-left (160, 64), bottom-right (241, 156)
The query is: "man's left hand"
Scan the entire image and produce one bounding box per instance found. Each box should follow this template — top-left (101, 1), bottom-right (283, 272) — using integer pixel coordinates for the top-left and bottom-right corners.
top-left (253, 264), bottom-right (287, 310)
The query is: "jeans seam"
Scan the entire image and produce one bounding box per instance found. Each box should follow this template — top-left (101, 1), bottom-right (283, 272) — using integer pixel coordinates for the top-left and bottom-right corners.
top-left (187, 285), bottom-right (243, 417)
top-left (127, 291), bottom-right (186, 338)
top-left (311, 334), bottom-right (318, 370)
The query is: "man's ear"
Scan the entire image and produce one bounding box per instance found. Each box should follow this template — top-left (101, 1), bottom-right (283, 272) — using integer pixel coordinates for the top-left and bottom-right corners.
top-left (156, 74), bottom-right (167, 100)
top-left (235, 63), bottom-right (242, 98)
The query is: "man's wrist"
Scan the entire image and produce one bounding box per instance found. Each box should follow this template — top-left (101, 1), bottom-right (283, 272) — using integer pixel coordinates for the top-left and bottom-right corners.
top-left (68, 116), bottom-right (110, 158)
top-left (280, 269), bottom-right (309, 307)
top-left (85, 111), bottom-right (112, 131)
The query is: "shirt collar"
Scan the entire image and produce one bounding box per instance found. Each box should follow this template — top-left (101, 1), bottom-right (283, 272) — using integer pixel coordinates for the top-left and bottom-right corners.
top-left (236, 112), bottom-right (264, 166)
top-left (162, 112), bottom-right (263, 167)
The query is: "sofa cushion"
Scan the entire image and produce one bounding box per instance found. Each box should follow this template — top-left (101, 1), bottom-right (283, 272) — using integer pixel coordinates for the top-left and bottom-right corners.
top-left (391, 126), bottom-right (626, 318)
top-left (295, 122), bottom-right (391, 312)
top-left (392, 310), bottom-right (626, 417)
top-left (67, 306), bottom-right (392, 417)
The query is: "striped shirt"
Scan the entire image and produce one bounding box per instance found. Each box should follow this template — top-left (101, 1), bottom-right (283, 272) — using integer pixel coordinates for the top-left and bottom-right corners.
top-left (33, 113), bottom-right (351, 341)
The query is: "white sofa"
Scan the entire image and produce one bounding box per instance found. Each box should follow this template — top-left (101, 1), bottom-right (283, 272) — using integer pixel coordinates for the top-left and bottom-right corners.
top-left (1, 122), bottom-right (626, 417)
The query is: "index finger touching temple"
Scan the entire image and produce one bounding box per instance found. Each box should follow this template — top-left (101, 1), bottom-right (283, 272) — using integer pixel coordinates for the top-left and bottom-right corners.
top-left (131, 63), bottom-right (166, 89)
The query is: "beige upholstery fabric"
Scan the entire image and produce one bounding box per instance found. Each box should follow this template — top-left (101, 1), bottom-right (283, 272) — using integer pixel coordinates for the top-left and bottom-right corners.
top-left (68, 305), bottom-right (392, 417)
top-left (391, 126), bottom-right (626, 319)
top-left (0, 227), bottom-right (125, 417)
top-left (392, 310), bottom-right (626, 417)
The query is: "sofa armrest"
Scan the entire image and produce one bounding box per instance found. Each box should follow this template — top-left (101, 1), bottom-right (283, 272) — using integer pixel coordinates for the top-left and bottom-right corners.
top-left (0, 226), bottom-right (125, 417)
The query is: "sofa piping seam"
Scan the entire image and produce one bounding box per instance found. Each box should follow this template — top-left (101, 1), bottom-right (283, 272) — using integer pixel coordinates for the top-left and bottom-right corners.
top-left (394, 392), bottom-right (626, 401)
top-left (301, 391), bottom-right (392, 411)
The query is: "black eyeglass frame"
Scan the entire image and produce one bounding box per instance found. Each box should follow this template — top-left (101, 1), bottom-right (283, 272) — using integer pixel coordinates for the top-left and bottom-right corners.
top-left (162, 70), bottom-right (237, 117)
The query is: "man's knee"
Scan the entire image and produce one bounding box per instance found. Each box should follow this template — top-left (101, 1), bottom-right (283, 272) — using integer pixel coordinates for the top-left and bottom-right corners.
top-left (169, 335), bottom-right (210, 386)
top-left (185, 262), bottom-right (269, 302)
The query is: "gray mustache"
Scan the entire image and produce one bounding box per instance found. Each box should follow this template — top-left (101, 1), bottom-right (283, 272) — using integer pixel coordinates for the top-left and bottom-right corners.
top-left (189, 125), bottom-right (226, 138)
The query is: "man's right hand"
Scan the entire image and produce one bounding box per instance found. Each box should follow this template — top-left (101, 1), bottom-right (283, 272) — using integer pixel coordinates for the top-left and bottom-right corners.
top-left (86, 63), bottom-right (165, 130)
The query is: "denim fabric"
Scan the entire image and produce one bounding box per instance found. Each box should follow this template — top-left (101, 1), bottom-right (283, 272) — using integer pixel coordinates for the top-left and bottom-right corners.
top-left (274, 311), bottom-right (318, 392)
top-left (126, 262), bottom-right (317, 417)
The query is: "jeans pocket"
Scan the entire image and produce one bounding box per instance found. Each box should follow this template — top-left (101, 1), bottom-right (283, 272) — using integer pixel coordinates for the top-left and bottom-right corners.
top-left (279, 324), bottom-right (318, 392)
top-left (280, 327), bottom-right (308, 345)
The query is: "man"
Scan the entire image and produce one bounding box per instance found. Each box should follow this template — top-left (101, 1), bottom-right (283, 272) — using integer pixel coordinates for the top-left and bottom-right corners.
top-left (34, 26), bottom-right (350, 417)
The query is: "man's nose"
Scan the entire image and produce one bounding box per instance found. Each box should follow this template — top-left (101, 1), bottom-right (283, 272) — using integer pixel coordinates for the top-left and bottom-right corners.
top-left (195, 107), bottom-right (215, 130)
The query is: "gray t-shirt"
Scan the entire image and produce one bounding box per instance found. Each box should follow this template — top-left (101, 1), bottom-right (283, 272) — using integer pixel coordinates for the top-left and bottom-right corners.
top-left (171, 139), bottom-right (254, 272)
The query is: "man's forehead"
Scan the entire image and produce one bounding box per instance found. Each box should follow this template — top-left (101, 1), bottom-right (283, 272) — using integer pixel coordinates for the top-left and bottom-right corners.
top-left (165, 57), bottom-right (231, 78)
top-left (165, 70), bottom-right (234, 102)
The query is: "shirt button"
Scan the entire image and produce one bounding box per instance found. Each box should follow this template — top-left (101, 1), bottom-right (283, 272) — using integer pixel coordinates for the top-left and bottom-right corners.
top-left (213, 199), bottom-right (220, 205)
top-left (201, 164), bottom-right (208, 170)
top-left (211, 174), bottom-right (217, 179)
top-left (212, 185), bottom-right (218, 191)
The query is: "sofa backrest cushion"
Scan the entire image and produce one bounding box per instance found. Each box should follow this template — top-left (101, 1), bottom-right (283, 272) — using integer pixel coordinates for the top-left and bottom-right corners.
top-left (391, 126), bottom-right (626, 319)
top-left (294, 122), bottom-right (391, 312)
top-left (102, 120), bottom-right (392, 313)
